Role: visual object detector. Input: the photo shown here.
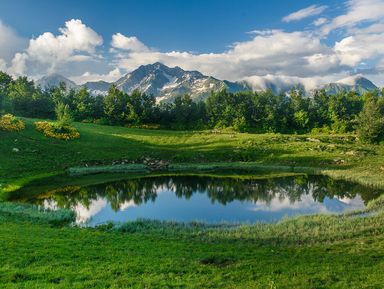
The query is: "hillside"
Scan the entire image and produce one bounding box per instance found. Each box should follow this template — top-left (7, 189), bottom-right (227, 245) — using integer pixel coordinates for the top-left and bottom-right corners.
top-left (1, 118), bottom-right (384, 197)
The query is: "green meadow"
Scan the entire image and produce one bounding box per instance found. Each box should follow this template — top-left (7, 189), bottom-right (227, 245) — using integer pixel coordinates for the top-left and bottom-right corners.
top-left (1, 118), bottom-right (384, 288)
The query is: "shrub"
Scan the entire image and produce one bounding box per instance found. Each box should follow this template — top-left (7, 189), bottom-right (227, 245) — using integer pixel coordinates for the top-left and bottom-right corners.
top-left (55, 102), bottom-right (73, 129)
top-left (0, 114), bottom-right (25, 132)
top-left (35, 121), bottom-right (80, 140)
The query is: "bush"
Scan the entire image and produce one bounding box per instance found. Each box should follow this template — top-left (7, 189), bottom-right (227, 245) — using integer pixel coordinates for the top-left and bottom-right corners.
top-left (55, 102), bottom-right (73, 129)
top-left (35, 121), bottom-right (80, 140)
top-left (0, 114), bottom-right (25, 132)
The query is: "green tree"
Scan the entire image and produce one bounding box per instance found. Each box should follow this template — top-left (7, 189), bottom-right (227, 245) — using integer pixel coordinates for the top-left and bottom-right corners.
top-left (0, 71), bottom-right (13, 114)
top-left (8, 76), bottom-right (36, 116)
top-left (356, 95), bottom-right (384, 143)
top-left (103, 85), bottom-right (131, 124)
top-left (73, 87), bottom-right (94, 120)
top-left (55, 102), bottom-right (73, 129)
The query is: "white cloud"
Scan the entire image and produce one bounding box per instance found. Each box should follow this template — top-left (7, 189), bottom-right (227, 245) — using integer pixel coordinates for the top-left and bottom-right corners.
top-left (70, 68), bottom-right (123, 84)
top-left (243, 74), bottom-right (326, 92)
top-left (313, 17), bottom-right (328, 26)
top-left (334, 32), bottom-right (384, 66)
top-left (74, 198), bottom-right (108, 224)
top-left (112, 30), bottom-right (333, 80)
top-left (9, 19), bottom-right (103, 75)
top-left (0, 58), bottom-right (7, 71)
top-left (9, 52), bottom-right (28, 75)
top-left (282, 4), bottom-right (328, 23)
top-left (1, 0), bottom-right (384, 87)
top-left (321, 0), bottom-right (384, 35)
top-left (111, 33), bottom-right (150, 52)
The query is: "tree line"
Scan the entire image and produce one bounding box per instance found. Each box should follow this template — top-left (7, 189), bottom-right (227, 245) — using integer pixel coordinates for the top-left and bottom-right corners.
top-left (0, 71), bottom-right (383, 142)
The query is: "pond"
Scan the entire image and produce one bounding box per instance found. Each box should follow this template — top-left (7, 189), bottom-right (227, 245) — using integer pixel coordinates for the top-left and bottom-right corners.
top-left (12, 175), bottom-right (383, 226)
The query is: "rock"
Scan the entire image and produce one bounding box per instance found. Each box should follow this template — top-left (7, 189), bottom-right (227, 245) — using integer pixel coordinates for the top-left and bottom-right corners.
top-left (12, 148), bottom-right (19, 152)
top-left (142, 157), bottom-right (169, 171)
top-left (306, 137), bottom-right (321, 142)
top-left (333, 158), bottom-right (345, 164)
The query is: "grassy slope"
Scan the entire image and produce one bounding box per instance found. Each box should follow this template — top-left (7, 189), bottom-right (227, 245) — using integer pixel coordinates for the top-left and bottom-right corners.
top-left (1, 118), bottom-right (384, 288)
top-left (1, 117), bottom-right (384, 196)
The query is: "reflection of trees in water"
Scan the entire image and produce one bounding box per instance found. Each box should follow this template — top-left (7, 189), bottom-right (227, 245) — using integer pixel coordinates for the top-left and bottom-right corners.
top-left (33, 175), bottom-right (382, 211)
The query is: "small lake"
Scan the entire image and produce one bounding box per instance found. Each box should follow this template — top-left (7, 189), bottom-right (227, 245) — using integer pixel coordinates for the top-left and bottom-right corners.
top-left (14, 175), bottom-right (383, 226)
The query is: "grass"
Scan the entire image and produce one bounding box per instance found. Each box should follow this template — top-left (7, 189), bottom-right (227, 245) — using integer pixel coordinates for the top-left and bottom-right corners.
top-left (1, 118), bottom-right (384, 287)
top-left (1, 199), bottom-right (384, 288)
top-left (1, 117), bottom-right (384, 197)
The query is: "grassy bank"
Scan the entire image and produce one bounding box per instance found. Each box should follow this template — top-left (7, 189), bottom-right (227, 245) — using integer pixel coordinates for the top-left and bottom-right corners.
top-left (1, 198), bottom-right (384, 288)
top-left (1, 117), bottom-right (384, 198)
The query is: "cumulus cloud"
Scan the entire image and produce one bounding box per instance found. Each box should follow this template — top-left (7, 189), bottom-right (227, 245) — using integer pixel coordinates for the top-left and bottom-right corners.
top-left (111, 33), bottom-right (150, 52)
top-left (111, 30), bottom-right (335, 80)
top-left (2, 0), bottom-right (384, 87)
top-left (70, 68), bottom-right (123, 84)
top-left (334, 29), bottom-right (384, 67)
top-left (282, 4), bottom-right (327, 23)
top-left (9, 19), bottom-right (103, 76)
top-left (108, 1), bottom-right (384, 86)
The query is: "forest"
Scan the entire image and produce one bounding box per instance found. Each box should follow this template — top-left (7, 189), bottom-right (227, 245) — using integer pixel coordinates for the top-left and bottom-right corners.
top-left (1, 71), bottom-right (383, 142)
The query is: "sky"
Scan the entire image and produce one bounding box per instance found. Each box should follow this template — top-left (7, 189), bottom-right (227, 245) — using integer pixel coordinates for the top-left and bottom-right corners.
top-left (0, 0), bottom-right (384, 87)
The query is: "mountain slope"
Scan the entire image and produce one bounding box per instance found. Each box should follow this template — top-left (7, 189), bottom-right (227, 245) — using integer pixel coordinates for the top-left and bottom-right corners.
top-left (82, 81), bottom-right (111, 95)
top-left (36, 73), bottom-right (78, 90)
top-left (36, 65), bottom-right (378, 101)
top-left (322, 75), bottom-right (377, 95)
top-left (113, 62), bottom-right (250, 102)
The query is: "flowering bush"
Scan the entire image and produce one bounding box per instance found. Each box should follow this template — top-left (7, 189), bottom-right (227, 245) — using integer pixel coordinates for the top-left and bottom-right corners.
top-left (35, 121), bottom-right (80, 140)
top-left (0, 114), bottom-right (25, 132)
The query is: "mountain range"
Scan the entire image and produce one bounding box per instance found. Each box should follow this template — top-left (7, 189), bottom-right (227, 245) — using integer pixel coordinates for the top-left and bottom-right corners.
top-left (36, 62), bottom-right (379, 102)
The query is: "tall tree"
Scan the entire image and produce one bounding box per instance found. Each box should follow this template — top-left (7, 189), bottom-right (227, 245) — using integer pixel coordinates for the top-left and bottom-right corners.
top-left (0, 71), bottom-right (13, 114)
top-left (356, 94), bottom-right (384, 143)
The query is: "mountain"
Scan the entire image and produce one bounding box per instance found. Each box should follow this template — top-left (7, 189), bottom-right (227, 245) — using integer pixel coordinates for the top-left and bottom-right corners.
top-left (36, 73), bottom-right (78, 90)
top-left (82, 80), bottom-right (111, 96)
top-left (113, 62), bottom-right (250, 102)
top-left (36, 64), bottom-right (379, 101)
top-left (321, 75), bottom-right (377, 95)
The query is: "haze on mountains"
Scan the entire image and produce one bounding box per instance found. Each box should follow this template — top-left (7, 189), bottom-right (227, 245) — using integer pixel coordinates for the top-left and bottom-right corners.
top-left (36, 62), bottom-right (378, 102)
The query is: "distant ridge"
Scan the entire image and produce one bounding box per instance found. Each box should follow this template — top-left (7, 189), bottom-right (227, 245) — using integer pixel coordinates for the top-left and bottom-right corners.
top-left (37, 63), bottom-right (378, 101)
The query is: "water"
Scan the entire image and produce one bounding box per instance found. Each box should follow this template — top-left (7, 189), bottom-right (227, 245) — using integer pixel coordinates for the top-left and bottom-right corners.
top-left (15, 175), bottom-right (383, 226)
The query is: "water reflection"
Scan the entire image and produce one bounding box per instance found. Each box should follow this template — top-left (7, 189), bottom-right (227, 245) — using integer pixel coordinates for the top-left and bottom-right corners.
top-left (21, 175), bottom-right (383, 225)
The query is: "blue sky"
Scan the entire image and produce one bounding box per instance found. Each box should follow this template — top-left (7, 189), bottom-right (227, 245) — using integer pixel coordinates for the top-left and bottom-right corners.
top-left (0, 0), bottom-right (383, 87)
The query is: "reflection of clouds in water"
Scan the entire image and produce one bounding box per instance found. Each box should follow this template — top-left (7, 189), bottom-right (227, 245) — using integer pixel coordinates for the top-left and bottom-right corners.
top-left (43, 198), bottom-right (108, 224)
top-left (249, 194), bottom-right (364, 213)
top-left (38, 176), bottom-right (373, 224)
top-left (249, 194), bottom-right (328, 212)
top-left (336, 195), bottom-right (363, 206)
top-left (74, 198), bottom-right (107, 224)
top-left (119, 200), bottom-right (137, 210)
